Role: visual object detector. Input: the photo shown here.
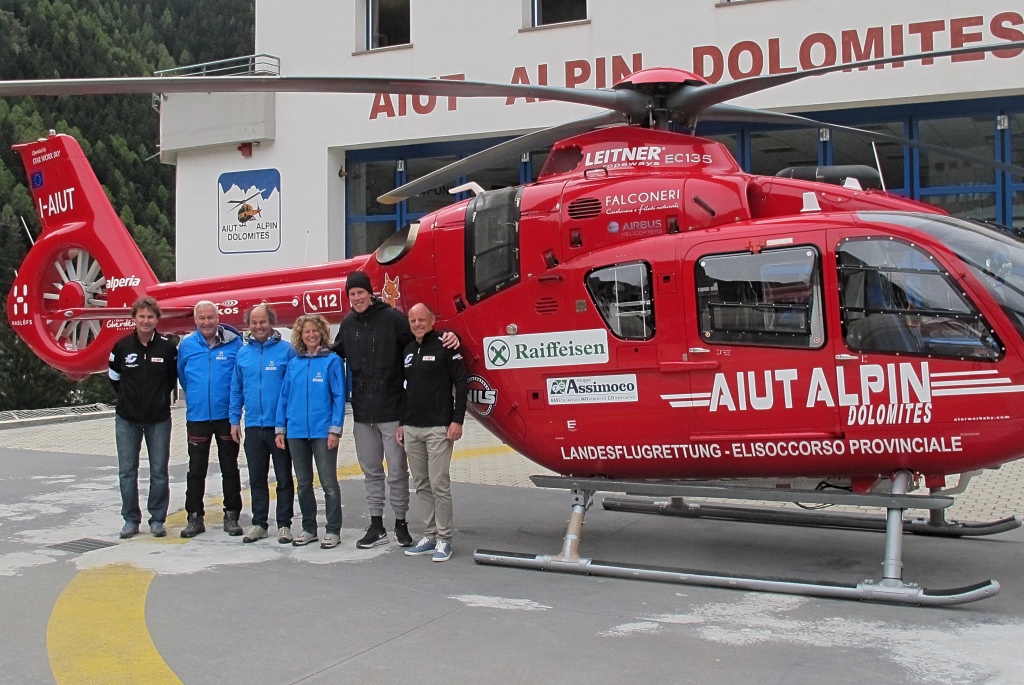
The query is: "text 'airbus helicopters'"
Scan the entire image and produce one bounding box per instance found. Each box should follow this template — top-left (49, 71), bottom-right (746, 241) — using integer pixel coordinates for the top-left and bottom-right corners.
top-left (5, 38), bottom-right (1024, 606)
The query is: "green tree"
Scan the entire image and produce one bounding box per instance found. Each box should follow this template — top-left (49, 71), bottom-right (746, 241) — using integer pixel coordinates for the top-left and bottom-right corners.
top-left (0, 0), bottom-right (255, 410)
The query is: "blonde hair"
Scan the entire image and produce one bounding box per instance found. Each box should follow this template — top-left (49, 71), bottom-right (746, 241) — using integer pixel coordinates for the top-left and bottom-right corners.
top-left (290, 314), bottom-right (331, 352)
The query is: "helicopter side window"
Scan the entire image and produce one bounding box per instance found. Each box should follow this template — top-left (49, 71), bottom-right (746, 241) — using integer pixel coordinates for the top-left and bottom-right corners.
top-left (586, 262), bottom-right (654, 340)
top-left (838, 238), bottom-right (1002, 360)
top-left (465, 187), bottom-right (522, 303)
top-left (695, 247), bottom-right (824, 349)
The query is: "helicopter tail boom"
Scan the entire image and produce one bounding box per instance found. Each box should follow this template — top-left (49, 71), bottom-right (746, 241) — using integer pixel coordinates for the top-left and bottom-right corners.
top-left (6, 132), bottom-right (158, 379)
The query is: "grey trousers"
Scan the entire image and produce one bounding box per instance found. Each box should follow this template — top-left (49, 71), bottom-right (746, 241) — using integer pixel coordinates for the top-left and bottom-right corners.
top-left (404, 425), bottom-right (453, 543)
top-left (353, 421), bottom-right (409, 518)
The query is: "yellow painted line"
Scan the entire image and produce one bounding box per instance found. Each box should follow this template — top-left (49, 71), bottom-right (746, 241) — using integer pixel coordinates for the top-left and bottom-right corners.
top-left (453, 444), bottom-right (515, 460)
top-left (48, 564), bottom-right (183, 685)
top-left (46, 439), bottom-right (519, 681)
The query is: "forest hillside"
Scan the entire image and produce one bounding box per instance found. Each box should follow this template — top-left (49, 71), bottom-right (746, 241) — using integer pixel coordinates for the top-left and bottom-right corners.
top-left (0, 0), bottom-right (255, 410)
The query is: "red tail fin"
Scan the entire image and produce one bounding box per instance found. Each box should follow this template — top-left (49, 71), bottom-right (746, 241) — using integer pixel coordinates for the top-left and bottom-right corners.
top-left (6, 133), bottom-right (158, 379)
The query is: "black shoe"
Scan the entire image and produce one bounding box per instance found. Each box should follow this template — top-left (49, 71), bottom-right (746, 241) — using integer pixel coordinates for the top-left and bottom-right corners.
top-left (394, 519), bottom-right (413, 547)
top-left (223, 511), bottom-right (243, 536)
top-left (180, 513), bottom-right (205, 538)
top-left (356, 525), bottom-right (388, 549)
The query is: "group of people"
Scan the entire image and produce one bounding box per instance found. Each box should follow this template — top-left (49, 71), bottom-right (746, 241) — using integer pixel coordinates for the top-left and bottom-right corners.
top-left (108, 271), bottom-right (469, 562)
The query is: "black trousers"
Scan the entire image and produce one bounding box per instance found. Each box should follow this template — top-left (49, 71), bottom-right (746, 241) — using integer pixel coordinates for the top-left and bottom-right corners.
top-left (184, 418), bottom-right (242, 516)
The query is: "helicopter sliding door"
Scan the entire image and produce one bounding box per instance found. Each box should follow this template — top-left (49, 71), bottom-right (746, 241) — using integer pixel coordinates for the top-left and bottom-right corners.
top-left (681, 235), bottom-right (840, 443)
top-left (831, 228), bottom-right (1011, 445)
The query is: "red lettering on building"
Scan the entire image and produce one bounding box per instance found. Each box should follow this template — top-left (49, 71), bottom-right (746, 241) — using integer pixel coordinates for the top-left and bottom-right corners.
top-left (950, 16), bottom-right (985, 62)
top-left (369, 93), bottom-right (396, 119)
top-left (991, 13), bottom-right (1024, 58)
top-left (693, 45), bottom-right (724, 83)
top-left (841, 27), bottom-right (884, 70)
top-left (729, 41), bottom-right (764, 79)
top-left (908, 20), bottom-right (945, 63)
top-left (799, 32), bottom-right (837, 70)
top-left (767, 38), bottom-right (797, 74)
top-left (565, 59), bottom-right (591, 88)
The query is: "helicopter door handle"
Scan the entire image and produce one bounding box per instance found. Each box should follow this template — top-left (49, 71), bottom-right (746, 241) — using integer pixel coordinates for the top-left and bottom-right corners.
top-left (835, 354), bottom-right (859, 361)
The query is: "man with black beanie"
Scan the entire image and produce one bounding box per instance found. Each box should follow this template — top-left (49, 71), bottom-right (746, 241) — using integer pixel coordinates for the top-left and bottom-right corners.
top-left (333, 271), bottom-right (460, 548)
top-left (332, 270), bottom-right (413, 547)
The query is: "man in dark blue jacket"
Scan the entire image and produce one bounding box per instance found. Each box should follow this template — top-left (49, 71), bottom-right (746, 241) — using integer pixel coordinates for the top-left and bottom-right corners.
top-left (178, 300), bottom-right (244, 538)
top-left (230, 304), bottom-right (296, 544)
top-left (108, 296), bottom-right (178, 539)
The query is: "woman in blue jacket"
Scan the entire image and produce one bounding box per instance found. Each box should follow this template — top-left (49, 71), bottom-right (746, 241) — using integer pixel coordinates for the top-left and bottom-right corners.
top-left (275, 314), bottom-right (346, 549)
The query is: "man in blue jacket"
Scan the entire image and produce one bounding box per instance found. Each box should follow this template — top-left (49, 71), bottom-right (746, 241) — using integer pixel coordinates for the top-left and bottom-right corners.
top-left (230, 304), bottom-right (296, 544)
top-left (178, 300), bottom-right (244, 538)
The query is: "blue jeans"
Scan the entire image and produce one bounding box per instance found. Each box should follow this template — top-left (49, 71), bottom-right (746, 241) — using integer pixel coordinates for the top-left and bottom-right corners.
top-left (115, 415), bottom-right (171, 525)
top-left (288, 438), bottom-right (341, 535)
top-left (244, 427), bottom-right (294, 529)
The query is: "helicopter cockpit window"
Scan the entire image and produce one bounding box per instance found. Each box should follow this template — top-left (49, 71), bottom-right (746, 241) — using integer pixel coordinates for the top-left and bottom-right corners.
top-left (860, 212), bottom-right (1024, 344)
top-left (696, 247), bottom-right (824, 349)
top-left (465, 187), bottom-right (522, 303)
top-left (586, 262), bottom-right (654, 340)
top-left (838, 235), bottom-right (1002, 360)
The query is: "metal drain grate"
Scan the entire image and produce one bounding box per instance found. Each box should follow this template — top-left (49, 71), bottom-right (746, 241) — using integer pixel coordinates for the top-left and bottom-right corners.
top-left (47, 538), bottom-right (119, 554)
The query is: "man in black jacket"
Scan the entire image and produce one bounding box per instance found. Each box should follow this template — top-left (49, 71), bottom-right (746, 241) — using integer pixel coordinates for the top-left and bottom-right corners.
top-left (333, 271), bottom-right (460, 549)
top-left (108, 296), bottom-right (178, 539)
top-left (332, 271), bottom-right (415, 548)
top-left (396, 303), bottom-right (468, 563)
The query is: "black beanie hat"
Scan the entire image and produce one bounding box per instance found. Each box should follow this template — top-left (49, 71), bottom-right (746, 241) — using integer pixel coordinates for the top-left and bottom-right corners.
top-left (346, 271), bottom-right (373, 294)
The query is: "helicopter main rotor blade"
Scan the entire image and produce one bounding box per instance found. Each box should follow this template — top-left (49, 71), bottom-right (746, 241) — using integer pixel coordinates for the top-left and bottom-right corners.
top-left (377, 111), bottom-right (625, 205)
top-left (700, 104), bottom-right (1024, 179)
top-left (669, 40), bottom-right (1024, 119)
top-left (0, 74), bottom-right (651, 118)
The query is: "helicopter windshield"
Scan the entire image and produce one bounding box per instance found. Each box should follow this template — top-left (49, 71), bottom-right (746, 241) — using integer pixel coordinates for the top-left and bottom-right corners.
top-left (860, 212), bottom-right (1024, 341)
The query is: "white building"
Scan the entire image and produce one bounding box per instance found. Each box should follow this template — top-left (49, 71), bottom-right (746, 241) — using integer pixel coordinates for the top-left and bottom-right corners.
top-left (159, 0), bottom-right (1024, 280)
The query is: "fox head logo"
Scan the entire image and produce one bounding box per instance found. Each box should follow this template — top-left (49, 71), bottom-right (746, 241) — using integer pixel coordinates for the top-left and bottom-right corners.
top-left (382, 274), bottom-right (401, 308)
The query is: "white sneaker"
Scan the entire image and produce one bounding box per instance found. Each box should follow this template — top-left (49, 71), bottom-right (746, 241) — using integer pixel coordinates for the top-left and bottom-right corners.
top-left (278, 526), bottom-right (293, 544)
top-left (243, 525), bottom-right (268, 543)
top-left (320, 533), bottom-right (341, 549)
top-left (292, 530), bottom-right (318, 547)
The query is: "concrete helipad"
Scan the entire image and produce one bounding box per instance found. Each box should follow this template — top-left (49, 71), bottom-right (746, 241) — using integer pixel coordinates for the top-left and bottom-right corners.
top-left (3, 406), bottom-right (1024, 684)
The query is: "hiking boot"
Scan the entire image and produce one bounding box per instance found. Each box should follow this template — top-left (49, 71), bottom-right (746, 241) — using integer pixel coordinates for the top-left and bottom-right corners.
top-left (180, 513), bottom-right (205, 538)
top-left (320, 533), bottom-right (341, 549)
top-left (243, 525), bottom-right (268, 543)
top-left (405, 537), bottom-right (436, 556)
top-left (277, 526), bottom-right (293, 544)
top-left (150, 522), bottom-right (167, 538)
top-left (432, 541), bottom-right (452, 562)
top-left (119, 522), bottom-right (139, 539)
top-left (292, 530), bottom-right (318, 547)
top-left (394, 519), bottom-right (413, 547)
top-left (223, 511), bottom-right (243, 536)
top-left (356, 525), bottom-right (388, 549)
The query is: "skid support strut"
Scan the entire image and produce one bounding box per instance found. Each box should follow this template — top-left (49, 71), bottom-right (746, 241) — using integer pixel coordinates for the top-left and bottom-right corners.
top-left (474, 472), bottom-right (1000, 606)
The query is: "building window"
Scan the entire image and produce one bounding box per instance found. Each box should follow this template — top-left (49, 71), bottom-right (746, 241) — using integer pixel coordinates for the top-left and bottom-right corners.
top-left (587, 262), bottom-right (655, 340)
top-left (534, 0), bottom-right (586, 26)
top-left (696, 247), bottom-right (824, 349)
top-left (368, 0), bottom-right (409, 49)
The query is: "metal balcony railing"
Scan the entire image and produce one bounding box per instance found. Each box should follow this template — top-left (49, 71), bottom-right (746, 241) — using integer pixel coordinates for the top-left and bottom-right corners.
top-left (154, 54), bottom-right (280, 77)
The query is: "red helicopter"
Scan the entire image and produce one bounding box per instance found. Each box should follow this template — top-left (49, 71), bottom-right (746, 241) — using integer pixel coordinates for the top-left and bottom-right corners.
top-left (5, 40), bottom-right (1024, 606)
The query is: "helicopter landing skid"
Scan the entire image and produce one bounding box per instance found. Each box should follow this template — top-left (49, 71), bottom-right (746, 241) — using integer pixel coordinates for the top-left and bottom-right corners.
top-left (473, 472), bottom-right (1000, 606)
top-left (600, 497), bottom-right (1023, 538)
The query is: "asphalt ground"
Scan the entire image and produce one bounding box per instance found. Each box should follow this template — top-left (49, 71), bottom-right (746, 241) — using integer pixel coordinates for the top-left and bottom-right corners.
top-left (2, 407), bottom-right (1024, 684)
